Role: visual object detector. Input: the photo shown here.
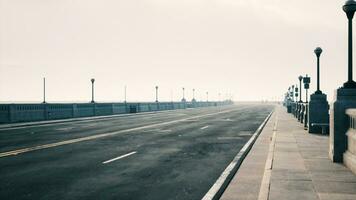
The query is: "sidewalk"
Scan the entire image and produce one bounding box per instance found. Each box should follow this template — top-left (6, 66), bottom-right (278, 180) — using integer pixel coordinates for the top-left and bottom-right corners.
top-left (221, 105), bottom-right (356, 200)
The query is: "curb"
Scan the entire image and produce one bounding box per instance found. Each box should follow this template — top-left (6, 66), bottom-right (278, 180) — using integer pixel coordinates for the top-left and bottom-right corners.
top-left (202, 110), bottom-right (274, 200)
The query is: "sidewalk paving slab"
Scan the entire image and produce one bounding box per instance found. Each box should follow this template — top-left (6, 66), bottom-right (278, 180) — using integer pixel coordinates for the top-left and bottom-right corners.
top-left (220, 105), bottom-right (356, 200)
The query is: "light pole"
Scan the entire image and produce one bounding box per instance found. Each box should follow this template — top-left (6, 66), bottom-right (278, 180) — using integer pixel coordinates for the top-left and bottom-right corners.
top-left (182, 87), bottom-right (186, 102)
top-left (314, 47), bottom-right (323, 94)
top-left (295, 85), bottom-right (299, 100)
top-left (91, 78), bottom-right (95, 103)
top-left (343, 0), bottom-right (356, 88)
top-left (193, 89), bottom-right (195, 99)
top-left (303, 75), bottom-right (310, 103)
top-left (291, 85), bottom-right (295, 102)
top-left (124, 85), bottom-right (127, 103)
top-left (43, 77), bottom-right (46, 104)
top-left (298, 76), bottom-right (303, 102)
top-left (155, 86), bottom-right (158, 102)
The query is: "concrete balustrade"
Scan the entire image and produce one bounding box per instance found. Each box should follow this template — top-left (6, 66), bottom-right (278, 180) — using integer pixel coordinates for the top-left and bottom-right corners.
top-left (0, 101), bottom-right (232, 124)
top-left (344, 109), bottom-right (356, 174)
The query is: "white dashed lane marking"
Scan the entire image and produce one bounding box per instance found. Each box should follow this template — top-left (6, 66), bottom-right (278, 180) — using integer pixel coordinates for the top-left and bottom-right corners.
top-left (102, 151), bottom-right (137, 164)
top-left (200, 126), bottom-right (210, 130)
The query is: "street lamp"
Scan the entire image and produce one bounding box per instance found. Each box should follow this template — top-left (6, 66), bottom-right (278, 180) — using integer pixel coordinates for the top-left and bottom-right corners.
top-left (91, 78), bottom-right (95, 103)
top-left (42, 77), bottom-right (46, 104)
top-left (182, 87), bottom-right (186, 102)
top-left (155, 86), bottom-right (159, 102)
top-left (303, 75), bottom-right (310, 103)
top-left (291, 85), bottom-right (295, 102)
top-left (192, 88), bottom-right (196, 102)
top-left (314, 47), bottom-right (323, 94)
top-left (343, 0), bottom-right (356, 88)
top-left (298, 76), bottom-right (303, 102)
top-left (295, 85), bottom-right (299, 100)
top-left (124, 85), bottom-right (127, 103)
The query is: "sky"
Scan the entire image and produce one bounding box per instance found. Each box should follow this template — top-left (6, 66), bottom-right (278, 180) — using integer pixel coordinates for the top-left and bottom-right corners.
top-left (0, 0), bottom-right (350, 103)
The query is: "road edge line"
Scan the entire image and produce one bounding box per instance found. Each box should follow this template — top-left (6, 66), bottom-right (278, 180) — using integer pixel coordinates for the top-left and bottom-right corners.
top-left (201, 110), bottom-right (274, 200)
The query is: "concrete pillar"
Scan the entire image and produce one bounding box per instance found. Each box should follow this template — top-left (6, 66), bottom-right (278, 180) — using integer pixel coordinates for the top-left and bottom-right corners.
top-left (308, 93), bottom-right (329, 133)
top-left (330, 88), bottom-right (356, 162)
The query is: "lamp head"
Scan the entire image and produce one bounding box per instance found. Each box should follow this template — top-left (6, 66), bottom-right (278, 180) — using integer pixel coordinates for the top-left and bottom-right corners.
top-left (343, 0), bottom-right (356, 19)
top-left (298, 75), bottom-right (303, 81)
top-left (314, 47), bottom-right (323, 57)
top-left (91, 78), bottom-right (95, 83)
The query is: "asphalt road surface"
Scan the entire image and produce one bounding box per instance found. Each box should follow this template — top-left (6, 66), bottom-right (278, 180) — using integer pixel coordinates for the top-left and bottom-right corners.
top-left (0, 103), bottom-right (274, 200)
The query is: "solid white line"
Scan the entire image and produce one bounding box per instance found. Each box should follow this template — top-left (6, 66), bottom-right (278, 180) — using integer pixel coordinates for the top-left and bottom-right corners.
top-left (0, 108), bottom-right (238, 158)
top-left (200, 125), bottom-right (209, 130)
top-left (202, 111), bottom-right (273, 200)
top-left (103, 151), bottom-right (137, 164)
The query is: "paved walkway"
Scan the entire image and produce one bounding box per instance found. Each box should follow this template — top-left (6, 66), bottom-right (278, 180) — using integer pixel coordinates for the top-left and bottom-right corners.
top-left (221, 105), bottom-right (356, 200)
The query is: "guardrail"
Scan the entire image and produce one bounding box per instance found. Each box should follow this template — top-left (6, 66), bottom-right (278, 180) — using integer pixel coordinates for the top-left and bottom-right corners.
top-left (344, 109), bottom-right (356, 174)
top-left (0, 101), bottom-right (233, 124)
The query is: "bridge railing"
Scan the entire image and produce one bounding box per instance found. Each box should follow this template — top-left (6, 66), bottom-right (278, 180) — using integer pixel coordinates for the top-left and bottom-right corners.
top-left (0, 101), bottom-right (233, 124)
top-left (344, 109), bottom-right (356, 174)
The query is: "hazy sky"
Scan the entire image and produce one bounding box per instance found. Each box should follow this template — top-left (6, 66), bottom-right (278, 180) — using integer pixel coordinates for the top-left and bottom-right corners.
top-left (0, 0), bottom-right (350, 102)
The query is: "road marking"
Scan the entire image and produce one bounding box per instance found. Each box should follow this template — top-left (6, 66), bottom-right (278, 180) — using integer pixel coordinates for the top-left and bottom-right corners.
top-left (200, 125), bottom-right (209, 130)
top-left (217, 136), bottom-right (243, 140)
top-left (202, 111), bottom-right (274, 200)
top-left (55, 127), bottom-right (75, 131)
top-left (258, 114), bottom-right (278, 200)
top-left (103, 151), bottom-right (137, 164)
top-left (0, 108), bottom-right (238, 158)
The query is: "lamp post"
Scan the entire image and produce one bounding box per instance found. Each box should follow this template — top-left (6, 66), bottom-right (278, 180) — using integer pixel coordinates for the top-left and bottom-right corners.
top-left (155, 86), bottom-right (159, 102)
top-left (91, 78), bottom-right (95, 103)
top-left (298, 76), bottom-right (303, 102)
top-left (343, 0), bottom-right (356, 88)
top-left (303, 75), bottom-right (310, 103)
top-left (292, 85), bottom-right (295, 102)
top-left (43, 77), bottom-right (46, 104)
top-left (314, 47), bottom-right (323, 94)
top-left (124, 85), bottom-right (127, 103)
top-left (182, 87), bottom-right (186, 102)
top-left (295, 85), bottom-right (299, 100)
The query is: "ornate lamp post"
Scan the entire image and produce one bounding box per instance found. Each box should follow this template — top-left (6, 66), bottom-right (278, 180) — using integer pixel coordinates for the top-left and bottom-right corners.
top-left (295, 85), bottom-right (299, 100)
top-left (343, 0), bottom-right (356, 88)
top-left (182, 87), bottom-right (186, 102)
top-left (303, 75), bottom-right (310, 103)
top-left (298, 76), bottom-right (303, 102)
top-left (314, 47), bottom-right (323, 94)
top-left (155, 86), bottom-right (159, 102)
top-left (291, 85), bottom-right (295, 102)
top-left (192, 89), bottom-right (196, 102)
top-left (43, 77), bottom-right (46, 104)
top-left (91, 78), bottom-right (95, 103)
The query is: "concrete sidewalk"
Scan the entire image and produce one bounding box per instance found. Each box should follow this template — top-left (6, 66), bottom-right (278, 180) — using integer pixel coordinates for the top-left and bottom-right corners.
top-left (221, 105), bottom-right (356, 200)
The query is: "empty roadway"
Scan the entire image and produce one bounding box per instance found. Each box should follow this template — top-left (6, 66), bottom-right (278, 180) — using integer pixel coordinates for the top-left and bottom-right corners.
top-left (0, 103), bottom-right (274, 200)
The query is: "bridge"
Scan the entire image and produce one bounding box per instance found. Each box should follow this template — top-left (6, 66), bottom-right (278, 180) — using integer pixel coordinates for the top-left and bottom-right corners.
top-left (2, 1), bottom-right (356, 200)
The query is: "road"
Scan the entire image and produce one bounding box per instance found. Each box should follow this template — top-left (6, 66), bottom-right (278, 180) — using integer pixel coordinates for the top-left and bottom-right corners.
top-left (0, 103), bottom-right (274, 200)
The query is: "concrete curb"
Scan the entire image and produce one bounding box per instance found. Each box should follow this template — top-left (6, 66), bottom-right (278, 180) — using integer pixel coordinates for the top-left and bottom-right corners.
top-left (202, 110), bottom-right (274, 200)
